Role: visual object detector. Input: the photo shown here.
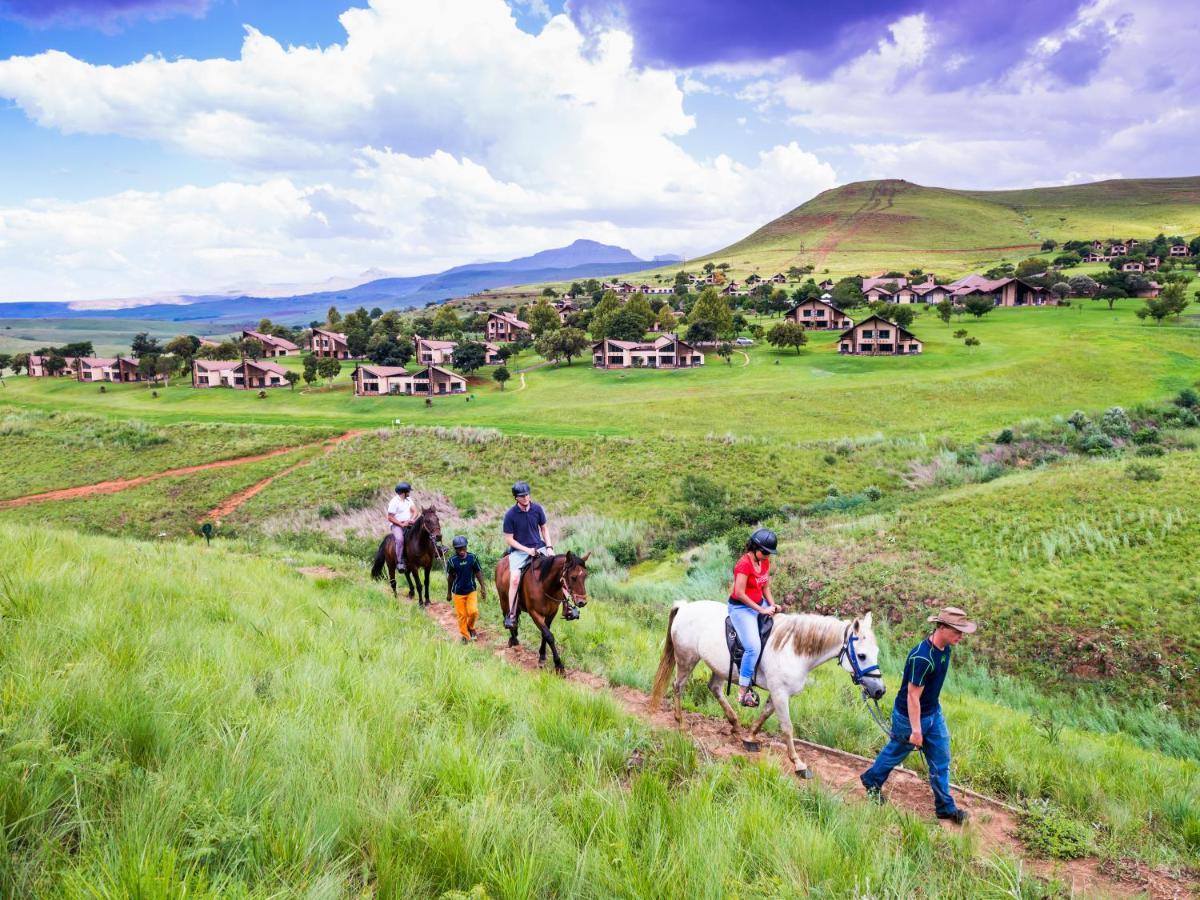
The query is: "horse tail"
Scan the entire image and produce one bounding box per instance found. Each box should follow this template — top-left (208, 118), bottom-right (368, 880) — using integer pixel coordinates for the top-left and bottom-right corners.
top-left (371, 535), bottom-right (390, 581)
top-left (649, 602), bottom-right (683, 709)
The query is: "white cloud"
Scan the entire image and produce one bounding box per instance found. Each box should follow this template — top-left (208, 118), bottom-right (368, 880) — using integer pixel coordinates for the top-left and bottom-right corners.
top-left (0, 0), bottom-right (839, 300)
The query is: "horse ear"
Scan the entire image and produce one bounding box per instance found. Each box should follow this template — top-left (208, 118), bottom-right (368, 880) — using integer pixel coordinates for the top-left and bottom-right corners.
top-left (852, 617), bottom-right (862, 634)
top-left (863, 611), bottom-right (873, 629)
top-left (581, 551), bottom-right (590, 564)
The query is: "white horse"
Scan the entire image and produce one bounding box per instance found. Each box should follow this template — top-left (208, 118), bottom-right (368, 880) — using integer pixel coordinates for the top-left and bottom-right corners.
top-left (649, 600), bottom-right (886, 777)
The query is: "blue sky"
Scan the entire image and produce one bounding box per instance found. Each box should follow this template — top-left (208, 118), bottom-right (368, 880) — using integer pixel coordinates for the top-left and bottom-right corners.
top-left (0, 0), bottom-right (1196, 300)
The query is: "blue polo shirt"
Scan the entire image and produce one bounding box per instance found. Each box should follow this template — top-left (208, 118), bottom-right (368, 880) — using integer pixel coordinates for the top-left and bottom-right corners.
top-left (445, 552), bottom-right (482, 595)
top-left (894, 637), bottom-right (952, 718)
top-left (502, 501), bottom-right (547, 550)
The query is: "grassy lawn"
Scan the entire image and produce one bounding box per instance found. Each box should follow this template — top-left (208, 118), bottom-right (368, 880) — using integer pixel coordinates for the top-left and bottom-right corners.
top-left (3, 304), bottom-right (1199, 442)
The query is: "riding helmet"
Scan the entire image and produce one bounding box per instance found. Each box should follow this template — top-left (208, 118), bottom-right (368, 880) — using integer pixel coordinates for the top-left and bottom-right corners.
top-left (511, 480), bottom-right (531, 498)
top-left (452, 535), bottom-right (468, 550)
top-left (395, 481), bottom-right (412, 494)
top-left (749, 527), bottom-right (777, 555)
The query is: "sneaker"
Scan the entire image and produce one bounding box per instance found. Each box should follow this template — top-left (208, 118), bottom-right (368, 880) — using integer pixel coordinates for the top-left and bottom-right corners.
top-left (862, 783), bottom-right (885, 805)
top-left (469, 629), bottom-right (478, 641)
top-left (937, 809), bottom-right (970, 825)
top-left (460, 636), bottom-right (469, 644)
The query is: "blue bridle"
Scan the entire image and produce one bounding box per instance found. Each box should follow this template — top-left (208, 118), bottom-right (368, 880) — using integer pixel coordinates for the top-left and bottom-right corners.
top-left (838, 629), bottom-right (881, 684)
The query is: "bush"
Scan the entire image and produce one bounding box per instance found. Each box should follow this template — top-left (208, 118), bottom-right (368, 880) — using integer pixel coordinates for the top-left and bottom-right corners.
top-left (863, 486), bottom-right (883, 501)
top-left (1018, 801), bottom-right (1094, 860)
top-left (1132, 427), bottom-right (1159, 445)
top-left (1066, 410), bottom-right (1089, 431)
top-left (1077, 426), bottom-right (1114, 455)
top-left (257, 389), bottom-right (267, 399)
top-left (1135, 444), bottom-right (1166, 457)
top-left (954, 447), bottom-right (979, 466)
top-left (609, 539), bottom-right (639, 568)
top-left (1100, 406), bottom-right (1133, 438)
top-left (825, 484), bottom-right (841, 498)
top-left (996, 428), bottom-right (1014, 445)
top-left (1126, 461), bottom-right (1162, 482)
top-left (1166, 407), bottom-right (1200, 428)
top-left (1174, 388), bottom-right (1199, 409)
top-left (317, 503), bottom-right (339, 520)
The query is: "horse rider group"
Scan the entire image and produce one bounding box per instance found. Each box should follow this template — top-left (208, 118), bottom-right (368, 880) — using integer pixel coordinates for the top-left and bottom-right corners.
top-left (388, 481), bottom-right (976, 825)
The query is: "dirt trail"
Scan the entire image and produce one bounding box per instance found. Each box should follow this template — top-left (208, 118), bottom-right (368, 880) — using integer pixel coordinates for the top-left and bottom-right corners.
top-left (401, 596), bottom-right (1195, 899)
top-left (201, 431), bottom-right (363, 522)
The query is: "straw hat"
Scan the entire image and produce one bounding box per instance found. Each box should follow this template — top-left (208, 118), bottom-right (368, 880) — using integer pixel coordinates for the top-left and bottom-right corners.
top-left (927, 606), bottom-right (977, 634)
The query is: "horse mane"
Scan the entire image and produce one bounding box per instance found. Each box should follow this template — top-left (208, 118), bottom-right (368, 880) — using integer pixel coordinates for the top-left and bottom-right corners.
top-left (537, 553), bottom-right (559, 578)
top-left (768, 614), bottom-right (845, 659)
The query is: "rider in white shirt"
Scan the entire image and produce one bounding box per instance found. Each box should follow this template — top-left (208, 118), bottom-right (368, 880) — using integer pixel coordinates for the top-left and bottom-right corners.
top-left (387, 482), bottom-right (417, 571)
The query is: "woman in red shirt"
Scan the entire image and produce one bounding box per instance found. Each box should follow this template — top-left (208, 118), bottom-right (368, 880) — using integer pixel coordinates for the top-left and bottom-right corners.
top-left (728, 527), bottom-right (779, 707)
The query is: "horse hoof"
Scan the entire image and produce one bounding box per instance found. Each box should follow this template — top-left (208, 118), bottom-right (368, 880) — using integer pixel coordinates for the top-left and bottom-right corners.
top-left (508, 637), bottom-right (519, 648)
top-left (796, 768), bottom-right (814, 780)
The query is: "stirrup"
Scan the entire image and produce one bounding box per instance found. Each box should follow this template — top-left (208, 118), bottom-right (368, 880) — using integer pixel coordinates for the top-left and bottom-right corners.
top-left (739, 691), bottom-right (760, 708)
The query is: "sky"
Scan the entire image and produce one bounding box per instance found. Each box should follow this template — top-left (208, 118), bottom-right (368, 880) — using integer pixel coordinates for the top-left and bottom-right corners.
top-left (0, 0), bottom-right (1196, 301)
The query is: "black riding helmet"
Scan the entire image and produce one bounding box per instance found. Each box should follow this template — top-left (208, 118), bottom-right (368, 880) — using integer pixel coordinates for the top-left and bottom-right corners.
top-left (511, 480), bottom-right (531, 498)
top-left (452, 535), bottom-right (468, 550)
top-left (395, 481), bottom-right (412, 494)
top-left (749, 527), bottom-right (777, 555)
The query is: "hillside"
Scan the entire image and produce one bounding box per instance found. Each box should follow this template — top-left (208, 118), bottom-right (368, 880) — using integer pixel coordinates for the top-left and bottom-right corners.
top-left (600, 176), bottom-right (1200, 284)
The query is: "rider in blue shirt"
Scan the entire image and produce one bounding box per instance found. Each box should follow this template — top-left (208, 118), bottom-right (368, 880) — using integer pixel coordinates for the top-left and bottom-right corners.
top-left (502, 480), bottom-right (552, 628)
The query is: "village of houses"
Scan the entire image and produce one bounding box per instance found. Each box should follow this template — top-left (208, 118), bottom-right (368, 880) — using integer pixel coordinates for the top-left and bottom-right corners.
top-left (19, 238), bottom-right (1192, 398)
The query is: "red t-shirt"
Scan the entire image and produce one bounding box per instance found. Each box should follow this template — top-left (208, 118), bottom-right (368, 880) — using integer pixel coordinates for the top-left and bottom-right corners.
top-left (732, 553), bottom-right (770, 606)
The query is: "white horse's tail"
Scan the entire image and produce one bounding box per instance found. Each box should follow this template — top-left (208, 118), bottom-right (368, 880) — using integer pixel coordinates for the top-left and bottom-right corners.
top-left (649, 602), bottom-right (684, 709)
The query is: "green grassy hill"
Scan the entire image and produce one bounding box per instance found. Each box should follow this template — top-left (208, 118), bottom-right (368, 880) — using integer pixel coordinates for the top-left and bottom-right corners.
top-left (604, 176), bottom-right (1200, 284)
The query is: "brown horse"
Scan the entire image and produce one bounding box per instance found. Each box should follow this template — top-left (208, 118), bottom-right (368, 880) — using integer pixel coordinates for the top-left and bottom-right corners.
top-left (371, 506), bottom-right (444, 606)
top-left (495, 551), bottom-right (590, 672)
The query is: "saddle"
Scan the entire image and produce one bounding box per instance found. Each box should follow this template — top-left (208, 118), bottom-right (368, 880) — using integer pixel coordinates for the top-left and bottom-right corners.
top-left (725, 614), bottom-right (773, 695)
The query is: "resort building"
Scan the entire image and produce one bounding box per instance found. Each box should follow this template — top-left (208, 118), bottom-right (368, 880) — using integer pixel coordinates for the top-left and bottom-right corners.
top-left (486, 311), bottom-right (530, 343)
top-left (591, 335), bottom-right (704, 369)
top-left (837, 315), bottom-right (924, 356)
top-left (785, 298), bottom-right (854, 330)
top-left (310, 328), bottom-right (350, 359)
top-left (241, 330), bottom-right (299, 357)
top-left (351, 364), bottom-right (468, 396)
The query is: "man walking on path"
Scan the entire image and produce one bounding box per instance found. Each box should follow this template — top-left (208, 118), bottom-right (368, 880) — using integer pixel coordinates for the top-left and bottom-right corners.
top-left (502, 480), bottom-right (552, 629)
top-left (860, 606), bottom-right (977, 825)
top-left (386, 482), bottom-right (416, 572)
top-left (445, 536), bottom-right (485, 642)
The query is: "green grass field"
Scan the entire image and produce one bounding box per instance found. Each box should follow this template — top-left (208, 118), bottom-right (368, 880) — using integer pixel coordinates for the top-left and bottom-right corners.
top-left (4, 304), bottom-right (1199, 443)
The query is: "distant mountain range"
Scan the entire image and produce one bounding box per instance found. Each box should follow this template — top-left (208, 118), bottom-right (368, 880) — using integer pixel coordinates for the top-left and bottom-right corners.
top-left (0, 239), bottom-right (663, 326)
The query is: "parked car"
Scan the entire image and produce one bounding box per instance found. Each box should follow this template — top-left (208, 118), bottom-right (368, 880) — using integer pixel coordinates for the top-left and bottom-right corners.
top-left (734, 337), bottom-right (754, 346)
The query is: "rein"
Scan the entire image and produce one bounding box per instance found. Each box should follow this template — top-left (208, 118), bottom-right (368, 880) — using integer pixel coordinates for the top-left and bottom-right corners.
top-left (837, 623), bottom-right (908, 745)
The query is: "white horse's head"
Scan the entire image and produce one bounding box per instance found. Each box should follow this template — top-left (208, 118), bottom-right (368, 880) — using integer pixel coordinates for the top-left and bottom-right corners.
top-left (837, 612), bottom-right (886, 700)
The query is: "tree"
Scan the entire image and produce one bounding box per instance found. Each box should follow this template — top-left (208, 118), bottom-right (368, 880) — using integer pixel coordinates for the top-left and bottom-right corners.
top-left (685, 321), bottom-right (717, 345)
top-left (766, 321), bottom-right (808, 354)
top-left (877, 303), bottom-right (916, 329)
top-left (131, 332), bottom-right (162, 357)
top-left (687, 288), bottom-right (734, 339)
top-left (317, 356), bottom-right (342, 386)
top-left (326, 306), bottom-right (342, 328)
top-left (197, 340), bottom-right (240, 361)
top-left (748, 323), bottom-right (764, 340)
top-left (1137, 282), bottom-right (1189, 324)
top-left (155, 354), bottom-right (176, 386)
top-left (655, 305), bottom-right (678, 332)
top-left (1068, 274), bottom-right (1098, 297)
top-left (624, 293), bottom-right (655, 333)
top-left (716, 342), bottom-right (734, 365)
top-left (137, 355), bottom-right (159, 382)
top-left (1040, 239), bottom-right (1058, 251)
top-left (831, 278), bottom-right (865, 309)
top-left (11, 353), bottom-right (29, 375)
top-left (0, 353), bottom-right (10, 375)
top-left (239, 337), bottom-right (265, 361)
top-left (731, 312), bottom-right (748, 335)
top-left (370, 307), bottom-right (383, 319)
top-left (534, 327), bottom-right (588, 366)
top-left (1096, 287), bottom-right (1125, 310)
top-left (962, 295), bottom-right (995, 318)
top-left (451, 341), bottom-right (489, 376)
top-left (1016, 257), bottom-right (1049, 278)
top-left (492, 365), bottom-right (511, 390)
top-left (45, 355), bottom-right (67, 376)
top-left (284, 370), bottom-right (299, 390)
top-left (164, 335), bottom-right (200, 366)
top-left (366, 334), bottom-right (413, 367)
top-left (606, 308), bottom-right (648, 342)
top-left (964, 336), bottom-right (981, 351)
top-left (589, 291), bottom-right (622, 340)
top-left (1050, 282), bottom-right (1071, 300)
top-left (525, 299), bottom-right (560, 337)
top-left (935, 298), bottom-right (956, 325)
top-left (303, 354), bottom-right (320, 386)
top-left (541, 286), bottom-right (559, 297)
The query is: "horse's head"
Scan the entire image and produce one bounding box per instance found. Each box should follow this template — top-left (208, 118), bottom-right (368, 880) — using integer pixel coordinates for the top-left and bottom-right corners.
top-left (560, 551), bottom-right (591, 619)
top-left (418, 506), bottom-right (442, 546)
top-left (838, 612), bottom-right (886, 701)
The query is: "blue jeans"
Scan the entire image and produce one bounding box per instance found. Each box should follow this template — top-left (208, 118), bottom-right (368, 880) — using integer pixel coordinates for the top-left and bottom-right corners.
top-left (861, 708), bottom-right (958, 815)
top-left (728, 602), bottom-right (766, 687)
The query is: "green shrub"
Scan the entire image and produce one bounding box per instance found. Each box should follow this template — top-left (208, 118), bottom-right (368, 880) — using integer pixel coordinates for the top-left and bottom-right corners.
top-left (1132, 427), bottom-right (1159, 445)
top-left (1135, 444), bottom-right (1165, 457)
top-left (317, 503), bottom-right (339, 520)
top-left (863, 485), bottom-right (883, 501)
top-left (1174, 387), bottom-right (1199, 409)
top-left (996, 428), bottom-right (1014, 445)
top-left (1126, 462), bottom-right (1162, 482)
top-left (1017, 801), bottom-right (1094, 860)
top-left (1067, 410), bottom-right (1089, 431)
top-left (1076, 426), bottom-right (1114, 455)
top-left (1100, 406), bottom-right (1133, 439)
top-left (609, 539), bottom-right (639, 568)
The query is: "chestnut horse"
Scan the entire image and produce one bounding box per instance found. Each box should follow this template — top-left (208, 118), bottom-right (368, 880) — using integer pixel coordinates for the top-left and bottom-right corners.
top-left (495, 551), bottom-right (590, 672)
top-left (371, 506), bottom-right (444, 606)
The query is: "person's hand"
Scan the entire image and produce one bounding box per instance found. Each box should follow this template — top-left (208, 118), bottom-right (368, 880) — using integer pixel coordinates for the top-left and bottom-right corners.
top-left (909, 730), bottom-right (924, 749)
top-left (763, 603), bottom-right (778, 616)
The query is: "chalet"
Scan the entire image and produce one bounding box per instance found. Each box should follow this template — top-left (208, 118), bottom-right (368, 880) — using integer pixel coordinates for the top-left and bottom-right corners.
top-left (486, 311), bottom-right (529, 343)
top-left (720, 281), bottom-right (748, 297)
top-left (1127, 239), bottom-right (1140, 247)
top-left (891, 286), bottom-right (919, 304)
top-left (78, 356), bottom-right (143, 383)
top-left (310, 328), bottom-right (350, 359)
top-left (1092, 240), bottom-right (1105, 251)
top-left (1122, 261), bottom-right (1145, 273)
top-left (863, 285), bottom-right (894, 303)
top-left (745, 274), bottom-right (762, 285)
top-left (912, 283), bottom-right (951, 304)
top-left (770, 273), bottom-right (788, 284)
top-left (862, 276), bottom-right (908, 292)
top-left (552, 299), bottom-right (578, 322)
top-left (818, 279), bottom-right (835, 290)
top-left (242, 330), bottom-right (298, 357)
top-left (592, 335), bottom-right (704, 369)
top-left (414, 337), bottom-right (502, 366)
top-left (1170, 244), bottom-right (1190, 257)
top-left (27, 354), bottom-right (78, 377)
top-left (947, 274), bottom-right (1053, 306)
top-left (352, 364), bottom-right (467, 397)
top-left (1109, 243), bottom-right (1128, 256)
top-left (1083, 252), bottom-right (1110, 263)
top-left (688, 273), bottom-right (714, 286)
top-left (191, 359), bottom-right (289, 389)
top-left (838, 315), bottom-right (923, 356)
top-left (1136, 281), bottom-right (1163, 299)
top-left (786, 298), bottom-right (853, 331)
top-left (1146, 256), bottom-right (1161, 269)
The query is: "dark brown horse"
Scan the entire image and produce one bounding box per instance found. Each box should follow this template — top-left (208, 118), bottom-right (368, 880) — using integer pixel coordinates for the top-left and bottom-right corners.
top-left (495, 551), bottom-right (590, 672)
top-left (371, 506), bottom-right (444, 606)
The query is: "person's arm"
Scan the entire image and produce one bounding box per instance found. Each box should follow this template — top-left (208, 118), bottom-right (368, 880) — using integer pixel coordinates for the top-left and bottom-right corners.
top-left (761, 569), bottom-right (777, 613)
top-left (730, 572), bottom-right (761, 609)
top-left (474, 559), bottom-right (487, 600)
top-left (906, 683), bottom-right (925, 748)
top-left (505, 532), bottom-right (530, 554)
top-left (539, 522), bottom-right (552, 552)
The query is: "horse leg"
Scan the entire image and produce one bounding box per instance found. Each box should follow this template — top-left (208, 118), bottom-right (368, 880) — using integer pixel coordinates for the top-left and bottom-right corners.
top-left (538, 631), bottom-right (548, 667)
top-left (749, 699), bottom-right (775, 738)
top-left (387, 558), bottom-right (397, 599)
top-left (403, 568), bottom-right (414, 600)
top-left (422, 564), bottom-right (431, 607)
top-left (771, 690), bottom-right (810, 778)
top-left (671, 653), bottom-right (700, 729)
top-left (707, 671), bottom-right (742, 737)
top-left (530, 610), bottom-right (564, 673)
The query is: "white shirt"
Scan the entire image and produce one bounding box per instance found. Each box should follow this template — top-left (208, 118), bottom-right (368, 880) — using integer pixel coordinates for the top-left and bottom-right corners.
top-left (387, 495), bottom-right (416, 524)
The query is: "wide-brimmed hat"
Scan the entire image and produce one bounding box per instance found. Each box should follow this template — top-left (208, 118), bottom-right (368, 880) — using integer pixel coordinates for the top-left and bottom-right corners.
top-left (927, 606), bottom-right (977, 634)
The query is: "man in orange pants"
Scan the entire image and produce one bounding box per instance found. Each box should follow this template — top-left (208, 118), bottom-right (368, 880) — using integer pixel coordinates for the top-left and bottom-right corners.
top-left (445, 535), bottom-right (486, 642)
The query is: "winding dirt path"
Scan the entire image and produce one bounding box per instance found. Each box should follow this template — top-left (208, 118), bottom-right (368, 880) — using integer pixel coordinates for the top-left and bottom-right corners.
top-left (201, 431), bottom-right (363, 522)
top-left (401, 595), bottom-right (1195, 899)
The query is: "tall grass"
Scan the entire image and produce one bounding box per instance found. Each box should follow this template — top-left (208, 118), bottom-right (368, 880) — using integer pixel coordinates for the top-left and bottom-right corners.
top-left (1, 524), bottom-right (1040, 897)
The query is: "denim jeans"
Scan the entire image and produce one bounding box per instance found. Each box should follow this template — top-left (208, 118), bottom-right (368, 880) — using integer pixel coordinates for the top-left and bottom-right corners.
top-left (728, 602), bottom-right (766, 687)
top-left (860, 708), bottom-right (957, 815)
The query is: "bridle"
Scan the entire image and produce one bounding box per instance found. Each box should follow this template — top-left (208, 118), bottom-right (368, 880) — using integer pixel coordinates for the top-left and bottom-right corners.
top-left (838, 623), bottom-right (904, 744)
top-left (415, 511), bottom-right (444, 562)
top-left (555, 556), bottom-right (587, 619)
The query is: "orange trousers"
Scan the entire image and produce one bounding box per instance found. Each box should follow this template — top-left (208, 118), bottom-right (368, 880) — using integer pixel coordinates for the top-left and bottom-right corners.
top-left (452, 591), bottom-right (479, 638)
